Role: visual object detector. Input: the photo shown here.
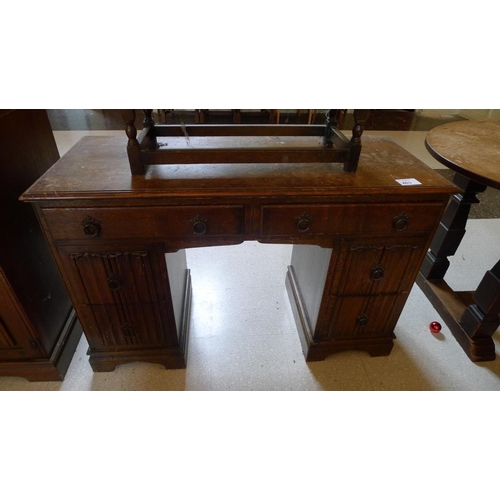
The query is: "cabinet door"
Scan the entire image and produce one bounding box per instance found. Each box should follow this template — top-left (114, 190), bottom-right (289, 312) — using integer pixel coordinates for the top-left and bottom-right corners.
top-left (0, 271), bottom-right (42, 361)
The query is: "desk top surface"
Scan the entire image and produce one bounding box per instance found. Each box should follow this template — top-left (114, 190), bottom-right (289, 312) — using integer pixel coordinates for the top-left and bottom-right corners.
top-left (22, 135), bottom-right (457, 202)
top-left (425, 120), bottom-right (500, 190)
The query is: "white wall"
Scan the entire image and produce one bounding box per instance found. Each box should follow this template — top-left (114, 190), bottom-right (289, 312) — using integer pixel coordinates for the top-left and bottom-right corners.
top-left (458, 109), bottom-right (500, 120)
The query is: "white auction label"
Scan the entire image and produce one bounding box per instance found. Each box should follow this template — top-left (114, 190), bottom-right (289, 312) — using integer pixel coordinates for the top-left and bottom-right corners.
top-left (396, 178), bottom-right (422, 186)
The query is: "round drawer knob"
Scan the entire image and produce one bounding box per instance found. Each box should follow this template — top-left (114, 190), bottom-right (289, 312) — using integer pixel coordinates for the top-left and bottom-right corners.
top-left (82, 216), bottom-right (101, 238)
top-left (295, 212), bottom-right (313, 233)
top-left (107, 274), bottom-right (124, 291)
top-left (121, 323), bottom-right (137, 337)
top-left (356, 314), bottom-right (369, 327)
top-left (370, 265), bottom-right (386, 282)
top-left (393, 212), bottom-right (409, 232)
top-left (190, 215), bottom-right (208, 236)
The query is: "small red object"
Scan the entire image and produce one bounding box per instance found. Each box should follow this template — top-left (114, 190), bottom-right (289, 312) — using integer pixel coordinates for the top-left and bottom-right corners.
top-left (429, 321), bottom-right (442, 333)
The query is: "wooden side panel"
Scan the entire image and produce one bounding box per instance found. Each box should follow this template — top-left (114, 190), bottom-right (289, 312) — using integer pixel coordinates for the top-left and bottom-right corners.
top-left (165, 250), bottom-right (189, 334)
top-left (0, 109), bottom-right (72, 356)
top-left (0, 271), bottom-right (39, 360)
top-left (289, 245), bottom-right (334, 332)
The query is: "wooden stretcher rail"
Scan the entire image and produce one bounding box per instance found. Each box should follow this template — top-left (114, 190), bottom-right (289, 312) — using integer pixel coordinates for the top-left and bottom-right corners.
top-left (150, 124), bottom-right (328, 137)
top-left (120, 109), bottom-right (371, 176)
top-left (139, 146), bottom-right (351, 165)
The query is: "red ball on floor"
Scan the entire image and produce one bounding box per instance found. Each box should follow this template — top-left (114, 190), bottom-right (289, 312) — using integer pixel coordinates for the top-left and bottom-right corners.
top-left (429, 321), bottom-right (442, 333)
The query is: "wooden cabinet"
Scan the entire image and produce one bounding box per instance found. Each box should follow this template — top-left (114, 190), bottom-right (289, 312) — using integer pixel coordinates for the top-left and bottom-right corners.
top-left (22, 134), bottom-right (458, 371)
top-left (0, 110), bottom-right (82, 381)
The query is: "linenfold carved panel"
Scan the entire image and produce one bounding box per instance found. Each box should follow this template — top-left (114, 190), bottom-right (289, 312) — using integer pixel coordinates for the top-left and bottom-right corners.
top-left (329, 239), bottom-right (425, 297)
top-left (79, 303), bottom-right (167, 348)
top-left (67, 251), bottom-right (158, 305)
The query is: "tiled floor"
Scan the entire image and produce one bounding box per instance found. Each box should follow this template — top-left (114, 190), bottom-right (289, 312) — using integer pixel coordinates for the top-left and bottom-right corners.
top-left (2, 118), bottom-right (500, 390)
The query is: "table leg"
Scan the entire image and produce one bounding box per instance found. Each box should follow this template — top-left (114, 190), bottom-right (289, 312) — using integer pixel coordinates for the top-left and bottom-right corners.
top-left (459, 259), bottom-right (500, 350)
top-left (417, 172), bottom-right (497, 361)
top-left (420, 173), bottom-right (486, 280)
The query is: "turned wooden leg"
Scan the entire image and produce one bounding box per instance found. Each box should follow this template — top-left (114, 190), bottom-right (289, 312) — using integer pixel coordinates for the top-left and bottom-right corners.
top-left (420, 173), bottom-right (487, 280)
top-left (120, 109), bottom-right (144, 175)
top-left (345, 109), bottom-right (370, 173)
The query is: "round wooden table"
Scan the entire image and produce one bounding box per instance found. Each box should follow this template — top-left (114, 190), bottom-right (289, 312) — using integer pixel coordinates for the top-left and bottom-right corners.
top-left (417, 120), bottom-right (500, 362)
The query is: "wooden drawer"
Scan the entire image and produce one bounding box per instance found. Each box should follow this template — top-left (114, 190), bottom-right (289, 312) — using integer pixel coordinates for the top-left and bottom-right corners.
top-left (260, 202), bottom-right (444, 237)
top-left (58, 248), bottom-right (167, 305)
top-left (77, 302), bottom-right (172, 349)
top-left (43, 205), bottom-right (245, 241)
top-left (328, 238), bottom-right (428, 296)
top-left (317, 293), bottom-right (409, 341)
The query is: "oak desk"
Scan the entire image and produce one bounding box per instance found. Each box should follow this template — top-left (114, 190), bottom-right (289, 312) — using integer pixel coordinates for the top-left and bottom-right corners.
top-left (418, 120), bottom-right (500, 362)
top-left (22, 135), bottom-right (456, 372)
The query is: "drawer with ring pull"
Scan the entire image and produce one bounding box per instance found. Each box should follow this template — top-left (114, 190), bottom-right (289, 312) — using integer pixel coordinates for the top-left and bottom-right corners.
top-left (316, 293), bottom-right (409, 341)
top-left (42, 205), bottom-right (245, 241)
top-left (328, 237), bottom-right (429, 296)
top-left (76, 302), bottom-right (170, 349)
top-left (259, 202), bottom-right (444, 238)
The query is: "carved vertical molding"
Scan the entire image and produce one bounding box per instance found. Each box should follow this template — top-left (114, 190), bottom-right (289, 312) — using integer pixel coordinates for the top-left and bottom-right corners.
top-left (68, 251), bottom-right (156, 305)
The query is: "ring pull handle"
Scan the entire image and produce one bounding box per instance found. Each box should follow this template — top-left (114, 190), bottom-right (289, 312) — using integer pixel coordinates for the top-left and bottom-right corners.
top-left (107, 274), bottom-right (124, 291)
top-left (393, 212), bottom-right (409, 232)
top-left (370, 264), bottom-right (386, 282)
top-left (121, 322), bottom-right (137, 337)
top-left (82, 216), bottom-right (101, 238)
top-left (190, 214), bottom-right (208, 236)
top-left (295, 212), bottom-right (313, 233)
top-left (356, 314), bottom-right (369, 327)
